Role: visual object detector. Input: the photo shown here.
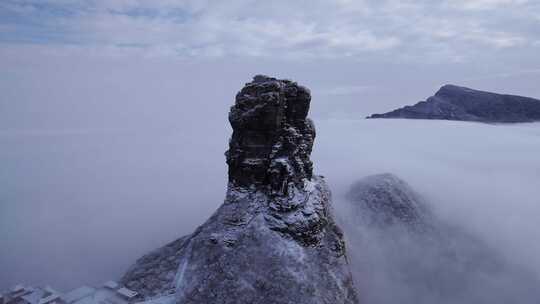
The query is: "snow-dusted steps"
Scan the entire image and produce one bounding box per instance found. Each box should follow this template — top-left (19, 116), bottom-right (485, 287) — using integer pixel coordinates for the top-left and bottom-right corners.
top-left (1, 281), bottom-right (140, 304)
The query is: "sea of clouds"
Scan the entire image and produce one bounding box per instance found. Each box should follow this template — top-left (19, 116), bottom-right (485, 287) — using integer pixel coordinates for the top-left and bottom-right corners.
top-left (2, 117), bottom-right (540, 302)
top-left (317, 119), bottom-right (540, 303)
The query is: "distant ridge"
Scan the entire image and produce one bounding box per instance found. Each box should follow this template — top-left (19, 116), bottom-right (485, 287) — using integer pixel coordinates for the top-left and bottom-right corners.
top-left (368, 85), bottom-right (540, 123)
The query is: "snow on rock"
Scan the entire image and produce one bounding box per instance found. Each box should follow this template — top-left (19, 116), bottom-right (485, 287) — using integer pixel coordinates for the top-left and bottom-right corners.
top-left (226, 75), bottom-right (315, 196)
top-left (121, 75), bottom-right (358, 304)
top-left (173, 176), bottom-right (356, 304)
top-left (169, 76), bottom-right (357, 304)
top-left (120, 236), bottom-right (190, 298)
top-left (345, 173), bottom-right (431, 231)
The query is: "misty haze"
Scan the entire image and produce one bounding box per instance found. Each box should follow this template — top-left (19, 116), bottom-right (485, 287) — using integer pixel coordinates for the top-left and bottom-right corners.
top-left (2, 1), bottom-right (540, 304)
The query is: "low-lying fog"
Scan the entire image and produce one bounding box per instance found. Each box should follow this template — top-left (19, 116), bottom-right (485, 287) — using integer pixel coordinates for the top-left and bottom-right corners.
top-left (2, 118), bottom-right (540, 302)
top-left (321, 119), bottom-right (540, 303)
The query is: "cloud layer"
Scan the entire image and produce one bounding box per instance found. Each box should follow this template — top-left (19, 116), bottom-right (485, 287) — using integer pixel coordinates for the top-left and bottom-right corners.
top-left (1, 0), bottom-right (539, 61)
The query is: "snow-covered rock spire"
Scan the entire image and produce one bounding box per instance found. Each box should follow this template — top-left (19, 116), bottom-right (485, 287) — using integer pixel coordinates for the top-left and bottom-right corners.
top-left (122, 76), bottom-right (359, 304)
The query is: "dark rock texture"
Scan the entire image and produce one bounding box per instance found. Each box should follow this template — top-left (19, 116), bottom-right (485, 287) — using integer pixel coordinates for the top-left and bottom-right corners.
top-left (120, 236), bottom-right (189, 298)
top-left (342, 173), bottom-right (540, 304)
top-left (368, 84), bottom-right (540, 123)
top-left (121, 76), bottom-right (358, 304)
top-left (226, 75), bottom-right (315, 195)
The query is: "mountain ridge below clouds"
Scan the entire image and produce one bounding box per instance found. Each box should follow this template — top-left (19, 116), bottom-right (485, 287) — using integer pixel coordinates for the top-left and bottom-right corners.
top-left (368, 84), bottom-right (540, 123)
top-left (342, 173), bottom-right (540, 304)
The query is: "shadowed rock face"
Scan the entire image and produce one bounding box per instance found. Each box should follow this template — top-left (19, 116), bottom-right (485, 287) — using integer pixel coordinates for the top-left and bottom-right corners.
top-left (174, 176), bottom-right (357, 304)
top-left (226, 75), bottom-right (315, 195)
top-left (368, 85), bottom-right (540, 123)
top-left (121, 76), bottom-right (358, 304)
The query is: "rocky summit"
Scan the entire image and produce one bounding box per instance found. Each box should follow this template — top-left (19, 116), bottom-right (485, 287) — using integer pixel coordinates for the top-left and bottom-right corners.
top-left (368, 84), bottom-right (540, 123)
top-left (121, 75), bottom-right (358, 304)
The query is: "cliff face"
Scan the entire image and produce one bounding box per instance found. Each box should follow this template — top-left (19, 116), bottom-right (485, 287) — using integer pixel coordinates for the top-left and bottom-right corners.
top-left (121, 76), bottom-right (358, 304)
top-left (368, 85), bottom-right (540, 123)
top-left (227, 75), bottom-right (315, 195)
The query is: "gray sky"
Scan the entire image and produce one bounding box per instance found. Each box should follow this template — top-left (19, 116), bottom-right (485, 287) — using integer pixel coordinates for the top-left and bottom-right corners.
top-left (1, 0), bottom-right (540, 128)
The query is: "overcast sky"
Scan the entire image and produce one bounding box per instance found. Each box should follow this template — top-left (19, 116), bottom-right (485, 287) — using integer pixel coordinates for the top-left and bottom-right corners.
top-left (1, 0), bottom-right (540, 129)
top-left (2, 0), bottom-right (540, 58)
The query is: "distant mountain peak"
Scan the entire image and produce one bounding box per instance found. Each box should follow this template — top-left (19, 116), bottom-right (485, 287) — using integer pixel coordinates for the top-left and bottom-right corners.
top-left (368, 85), bottom-right (540, 123)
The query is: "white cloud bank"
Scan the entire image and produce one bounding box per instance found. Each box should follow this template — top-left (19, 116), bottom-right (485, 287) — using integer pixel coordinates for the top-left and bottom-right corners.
top-left (0, 0), bottom-right (538, 61)
top-left (2, 117), bottom-right (540, 301)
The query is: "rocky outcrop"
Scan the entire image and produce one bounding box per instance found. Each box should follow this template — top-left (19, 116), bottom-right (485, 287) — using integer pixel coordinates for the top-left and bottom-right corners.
top-left (121, 75), bottom-right (358, 304)
top-left (368, 84), bottom-right (540, 123)
top-left (120, 236), bottom-right (189, 298)
top-left (342, 173), bottom-right (540, 304)
top-left (226, 75), bottom-right (315, 195)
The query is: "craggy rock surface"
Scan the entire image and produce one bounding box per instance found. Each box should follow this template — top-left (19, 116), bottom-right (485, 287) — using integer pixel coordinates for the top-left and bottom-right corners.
top-left (174, 177), bottom-right (357, 304)
top-left (171, 76), bottom-right (357, 304)
top-left (122, 76), bottom-right (358, 304)
top-left (368, 84), bottom-right (540, 123)
top-left (343, 173), bottom-right (540, 304)
top-left (226, 75), bottom-right (315, 195)
top-left (120, 236), bottom-right (189, 298)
